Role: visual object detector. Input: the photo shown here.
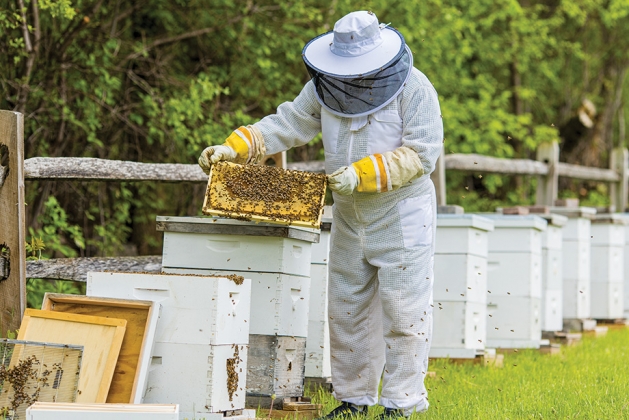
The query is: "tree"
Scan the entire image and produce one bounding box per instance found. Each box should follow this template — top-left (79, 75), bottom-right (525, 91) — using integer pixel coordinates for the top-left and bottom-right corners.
top-left (1, 0), bottom-right (627, 251)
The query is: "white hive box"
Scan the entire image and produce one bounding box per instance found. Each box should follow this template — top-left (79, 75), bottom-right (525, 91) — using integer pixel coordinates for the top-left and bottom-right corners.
top-left (435, 215), bottom-right (494, 257)
top-left (590, 246), bottom-right (624, 283)
top-left (429, 301), bottom-right (486, 358)
top-left (590, 282), bottom-right (623, 320)
top-left (486, 296), bottom-right (542, 349)
top-left (87, 272), bottom-right (251, 345)
top-left (26, 403), bottom-right (179, 420)
top-left (589, 215), bottom-right (627, 320)
top-left (543, 289), bottom-right (563, 332)
top-left (563, 278), bottom-right (591, 319)
top-left (306, 209), bottom-right (332, 381)
top-left (147, 342), bottom-right (248, 417)
top-left (590, 215), bottom-right (627, 283)
top-left (536, 213), bottom-right (567, 332)
top-left (484, 215), bottom-right (547, 254)
top-left (562, 241), bottom-right (591, 281)
top-left (163, 268), bottom-right (310, 338)
top-left (158, 216), bottom-right (319, 278)
top-left (542, 248), bottom-right (563, 291)
top-left (310, 207), bottom-right (332, 265)
top-left (550, 207), bottom-right (596, 321)
top-left (433, 254), bottom-right (487, 303)
top-left (308, 263), bottom-right (329, 324)
top-left (486, 252), bottom-right (542, 298)
top-left (590, 215), bottom-right (626, 246)
top-left (550, 207), bottom-right (596, 241)
top-left (86, 272), bottom-right (252, 419)
top-left (541, 214), bottom-right (567, 251)
top-left (621, 214), bottom-right (629, 318)
top-left (305, 319), bottom-right (331, 378)
top-left (431, 215), bottom-right (493, 359)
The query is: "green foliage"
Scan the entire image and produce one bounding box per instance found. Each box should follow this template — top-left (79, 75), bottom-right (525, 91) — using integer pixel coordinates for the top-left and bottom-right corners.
top-left (1, 0), bottom-right (628, 252)
top-left (38, 0), bottom-right (76, 20)
top-left (25, 237), bottom-right (45, 260)
top-left (26, 279), bottom-right (84, 309)
top-left (29, 196), bottom-right (84, 258)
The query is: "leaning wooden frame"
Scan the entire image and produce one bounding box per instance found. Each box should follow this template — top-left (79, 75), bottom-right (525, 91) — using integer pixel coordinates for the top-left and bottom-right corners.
top-left (40, 294), bottom-right (160, 404)
top-left (203, 161), bottom-right (327, 228)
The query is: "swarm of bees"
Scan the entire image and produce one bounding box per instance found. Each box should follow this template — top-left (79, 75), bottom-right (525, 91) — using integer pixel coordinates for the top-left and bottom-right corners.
top-left (226, 274), bottom-right (244, 285)
top-left (226, 345), bottom-right (240, 401)
top-left (203, 162), bottom-right (327, 227)
top-left (0, 355), bottom-right (61, 413)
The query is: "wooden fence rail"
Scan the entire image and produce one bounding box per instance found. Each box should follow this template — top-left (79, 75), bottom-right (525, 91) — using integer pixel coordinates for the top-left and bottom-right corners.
top-left (3, 108), bottom-right (629, 334)
top-left (23, 154), bottom-right (623, 183)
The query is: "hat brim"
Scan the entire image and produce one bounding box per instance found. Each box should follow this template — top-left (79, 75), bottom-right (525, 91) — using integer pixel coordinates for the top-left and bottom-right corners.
top-left (303, 27), bottom-right (404, 77)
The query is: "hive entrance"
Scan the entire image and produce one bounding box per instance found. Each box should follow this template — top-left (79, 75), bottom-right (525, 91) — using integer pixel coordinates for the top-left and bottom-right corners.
top-left (203, 162), bottom-right (327, 228)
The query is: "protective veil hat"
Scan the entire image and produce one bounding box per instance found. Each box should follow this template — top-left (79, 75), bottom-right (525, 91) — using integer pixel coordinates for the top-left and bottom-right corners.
top-left (302, 10), bottom-right (413, 117)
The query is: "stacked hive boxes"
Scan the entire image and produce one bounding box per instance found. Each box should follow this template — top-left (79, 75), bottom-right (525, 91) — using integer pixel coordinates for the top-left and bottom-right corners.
top-left (538, 213), bottom-right (568, 332)
top-left (623, 216), bottom-right (629, 319)
top-left (157, 216), bottom-right (319, 406)
top-left (484, 215), bottom-right (547, 349)
top-left (589, 214), bottom-right (627, 320)
top-left (431, 214), bottom-right (494, 358)
top-left (87, 272), bottom-right (252, 420)
top-left (550, 207), bottom-right (596, 327)
top-left (305, 207), bottom-right (332, 386)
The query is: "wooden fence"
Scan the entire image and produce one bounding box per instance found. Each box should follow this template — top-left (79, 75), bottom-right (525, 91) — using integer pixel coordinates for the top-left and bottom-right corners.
top-left (1, 108), bottom-right (628, 334)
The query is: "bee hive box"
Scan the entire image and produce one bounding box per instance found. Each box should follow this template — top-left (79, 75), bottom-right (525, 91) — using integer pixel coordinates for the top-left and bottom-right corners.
top-left (203, 162), bottom-right (327, 228)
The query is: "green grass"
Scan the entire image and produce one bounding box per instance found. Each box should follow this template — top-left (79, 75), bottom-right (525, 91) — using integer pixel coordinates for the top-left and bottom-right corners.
top-left (305, 328), bottom-right (629, 419)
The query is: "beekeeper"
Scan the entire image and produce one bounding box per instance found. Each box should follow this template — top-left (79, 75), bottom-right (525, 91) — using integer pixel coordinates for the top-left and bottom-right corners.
top-left (199, 10), bottom-right (443, 419)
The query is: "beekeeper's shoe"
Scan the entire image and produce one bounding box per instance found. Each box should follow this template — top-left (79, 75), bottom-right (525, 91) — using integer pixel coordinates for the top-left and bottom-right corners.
top-left (315, 402), bottom-right (367, 419)
top-left (375, 407), bottom-right (408, 419)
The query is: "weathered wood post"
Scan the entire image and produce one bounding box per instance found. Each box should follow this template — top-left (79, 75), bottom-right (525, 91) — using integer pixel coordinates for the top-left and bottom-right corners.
top-left (0, 110), bottom-right (26, 336)
top-left (261, 151), bottom-right (287, 169)
top-left (431, 146), bottom-right (446, 206)
top-left (610, 147), bottom-right (628, 213)
top-left (536, 141), bottom-right (559, 206)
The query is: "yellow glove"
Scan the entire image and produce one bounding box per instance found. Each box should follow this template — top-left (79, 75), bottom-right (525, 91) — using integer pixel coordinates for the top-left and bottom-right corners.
top-left (197, 125), bottom-right (266, 174)
top-left (343, 147), bottom-right (425, 194)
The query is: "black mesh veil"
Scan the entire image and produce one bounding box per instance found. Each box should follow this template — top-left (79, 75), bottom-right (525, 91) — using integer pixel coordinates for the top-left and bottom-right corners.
top-left (303, 40), bottom-right (412, 117)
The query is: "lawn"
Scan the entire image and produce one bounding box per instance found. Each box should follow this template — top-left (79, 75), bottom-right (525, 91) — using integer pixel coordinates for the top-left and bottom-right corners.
top-left (301, 328), bottom-right (629, 419)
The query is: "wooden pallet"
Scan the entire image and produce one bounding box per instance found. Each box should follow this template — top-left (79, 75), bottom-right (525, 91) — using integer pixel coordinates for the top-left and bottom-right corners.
top-left (433, 352), bottom-right (504, 368)
top-left (203, 162), bottom-right (327, 228)
top-left (594, 319), bottom-right (629, 330)
top-left (545, 331), bottom-right (583, 346)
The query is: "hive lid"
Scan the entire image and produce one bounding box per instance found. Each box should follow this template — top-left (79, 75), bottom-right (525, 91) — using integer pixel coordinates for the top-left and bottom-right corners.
top-left (478, 214), bottom-right (548, 231)
top-left (536, 213), bottom-right (568, 227)
top-left (548, 206), bottom-right (596, 219)
top-left (437, 214), bottom-right (495, 232)
top-left (156, 216), bottom-right (320, 243)
top-left (591, 213), bottom-right (629, 225)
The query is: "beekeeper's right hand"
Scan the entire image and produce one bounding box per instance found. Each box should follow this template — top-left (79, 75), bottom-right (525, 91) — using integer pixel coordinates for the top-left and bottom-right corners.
top-left (198, 145), bottom-right (237, 174)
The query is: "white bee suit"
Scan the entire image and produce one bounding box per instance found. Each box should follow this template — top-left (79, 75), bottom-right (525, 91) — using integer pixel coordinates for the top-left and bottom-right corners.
top-left (253, 67), bottom-right (442, 415)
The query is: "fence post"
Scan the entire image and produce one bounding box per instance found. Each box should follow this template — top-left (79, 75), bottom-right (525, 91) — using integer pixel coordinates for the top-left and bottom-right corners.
top-left (431, 146), bottom-right (446, 206)
top-left (535, 141), bottom-right (559, 206)
top-left (610, 147), bottom-right (629, 213)
top-left (261, 151), bottom-right (287, 169)
top-left (0, 111), bottom-right (26, 337)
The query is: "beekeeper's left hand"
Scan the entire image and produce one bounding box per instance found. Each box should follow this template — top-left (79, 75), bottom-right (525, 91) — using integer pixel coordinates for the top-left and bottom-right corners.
top-left (327, 166), bottom-right (359, 195)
